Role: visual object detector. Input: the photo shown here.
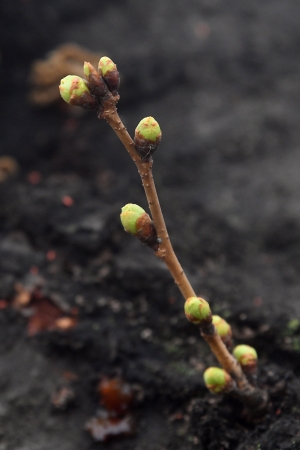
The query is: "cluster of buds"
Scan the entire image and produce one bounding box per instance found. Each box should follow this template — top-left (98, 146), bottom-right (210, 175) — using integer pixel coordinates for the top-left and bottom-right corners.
top-left (120, 203), bottom-right (158, 250)
top-left (59, 55), bottom-right (162, 162)
top-left (59, 56), bottom-right (120, 112)
top-left (184, 296), bottom-right (259, 395)
top-left (202, 345), bottom-right (258, 395)
top-left (203, 344), bottom-right (258, 395)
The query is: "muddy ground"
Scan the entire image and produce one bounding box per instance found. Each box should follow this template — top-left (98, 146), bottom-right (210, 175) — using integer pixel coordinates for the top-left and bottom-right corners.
top-left (1, 0), bottom-right (300, 449)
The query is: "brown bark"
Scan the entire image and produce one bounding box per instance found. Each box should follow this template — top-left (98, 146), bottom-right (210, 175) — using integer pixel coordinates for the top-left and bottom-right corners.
top-left (100, 97), bottom-right (196, 300)
top-left (100, 94), bottom-right (267, 411)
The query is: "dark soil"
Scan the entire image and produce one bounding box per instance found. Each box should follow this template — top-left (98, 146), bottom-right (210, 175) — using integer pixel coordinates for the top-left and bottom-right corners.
top-left (1, 1), bottom-right (300, 449)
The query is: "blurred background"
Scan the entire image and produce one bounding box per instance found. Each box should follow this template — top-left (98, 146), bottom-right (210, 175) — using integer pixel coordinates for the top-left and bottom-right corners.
top-left (1, 1), bottom-right (300, 449)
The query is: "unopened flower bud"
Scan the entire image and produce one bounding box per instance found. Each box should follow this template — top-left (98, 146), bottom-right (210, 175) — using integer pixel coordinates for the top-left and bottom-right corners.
top-left (212, 315), bottom-right (233, 349)
top-left (120, 204), bottom-right (158, 249)
top-left (98, 56), bottom-right (120, 95)
top-left (233, 345), bottom-right (258, 374)
top-left (59, 75), bottom-right (97, 110)
top-left (120, 204), bottom-right (144, 234)
top-left (204, 367), bottom-right (235, 394)
top-left (134, 117), bottom-right (162, 161)
top-left (184, 297), bottom-right (211, 325)
top-left (83, 61), bottom-right (96, 79)
top-left (83, 62), bottom-right (108, 98)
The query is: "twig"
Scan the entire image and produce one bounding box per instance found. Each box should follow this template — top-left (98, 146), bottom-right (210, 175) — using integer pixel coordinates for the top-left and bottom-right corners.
top-left (101, 96), bottom-right (267, 409)
top-left (59, 59), bottom-right (268, 412)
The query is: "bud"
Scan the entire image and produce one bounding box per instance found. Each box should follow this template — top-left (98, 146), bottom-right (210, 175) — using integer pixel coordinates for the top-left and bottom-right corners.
top-left (233, 345), bottom-right (258, 374)
top-left (83, 62), bottom-right (108, 98)
top-left (83, 61), bottom-right (96, 79)
top-left (120, 204), bottom-right (144, 234)
top-left (203, 367), bottom-right (235, 394)
top-left (120, 204), bottom-right (158, 249)
top-left (59, 75), bottom-right (97, 110)
top-left (212, 315), bottom-right (233, 349)
top-left (184, 297), bottom-right (211, 325)
top-left (134, 117), bottom-right (162, 161)
top-left (98, 56), bottom-right (120, 95)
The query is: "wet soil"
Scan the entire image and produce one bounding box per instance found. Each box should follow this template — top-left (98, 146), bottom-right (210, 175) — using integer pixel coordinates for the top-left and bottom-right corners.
top-left (1, 1), bottom-right (300, 449)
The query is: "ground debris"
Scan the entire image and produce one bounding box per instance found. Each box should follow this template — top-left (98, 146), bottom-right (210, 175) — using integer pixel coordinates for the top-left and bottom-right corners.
top-left (86, 377), bottom-right (135, 442)
top-left (12, 278), bottom-right (78, 336)
top-left (85, 413), bottom-right (135, 442)
top-left (51, 385), bottom-right (76, 411)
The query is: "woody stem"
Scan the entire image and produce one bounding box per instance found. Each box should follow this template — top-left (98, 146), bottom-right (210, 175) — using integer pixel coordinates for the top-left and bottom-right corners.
top-left (101, 99), bottom-right (267, 409)
top-left (101, 101), bottom-right (195, 300)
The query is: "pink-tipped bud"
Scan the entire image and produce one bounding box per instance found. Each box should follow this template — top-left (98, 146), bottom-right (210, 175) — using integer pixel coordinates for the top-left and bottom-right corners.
top-left (134, 117), bottom-right (162, 161)
top-left (98, 56), bottom-right (120, 96)
top-left (59, 75), bottom-right (97, 110)
top-left (83, 62), bottom-right (108, 98)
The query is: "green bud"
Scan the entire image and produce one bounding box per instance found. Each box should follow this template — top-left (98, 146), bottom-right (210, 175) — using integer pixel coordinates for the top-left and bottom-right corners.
top-left (120, 204), bottom-right (145, 235)
top-left (233, 345), bottom-right (258, 372)
top-left (184, 297), bottom-right (211, 325)
top-left (134, 117), bottom-right (162, 161)
top-left (212, 315), bottom-right (233, 349)
top-left (120, 204), bottom-right (158, 250)
top-left (212, 315), bottom-right (232, 337)
top-left (98, 56), bottom-right (120, 95)
top-left (59, 75), bottom-right (89, 104)
top-left (135, 117), bottom-right (162, 143)
top-left (83, 61), bottom-right (107, 98)
top-left (83, 61), bottom-right (96, 79)
top-left (59, 75), bottom-right (97, 110)
top-left (98, 57), bottom-right (117, 77)
top-left (203, 367), bottom-right (234, 394)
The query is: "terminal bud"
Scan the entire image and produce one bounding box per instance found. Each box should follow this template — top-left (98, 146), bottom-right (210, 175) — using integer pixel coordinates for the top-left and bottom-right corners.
top-left (59, 75), bottom-right (97, 110)
top-left (212, 315), bottom-right (233, 349)
top-left (134, 117), bottom-right (162, 161)
top-left (204, 367), bottom-right (235, 394)
top-left (233, 345), bottom-right (258, 374)
top-left (184, 297), bottom-right (211, 325)
top-left (120, 204), bottom-right (158, 249)
top-left (98, 56), bottom-right (120, 96)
